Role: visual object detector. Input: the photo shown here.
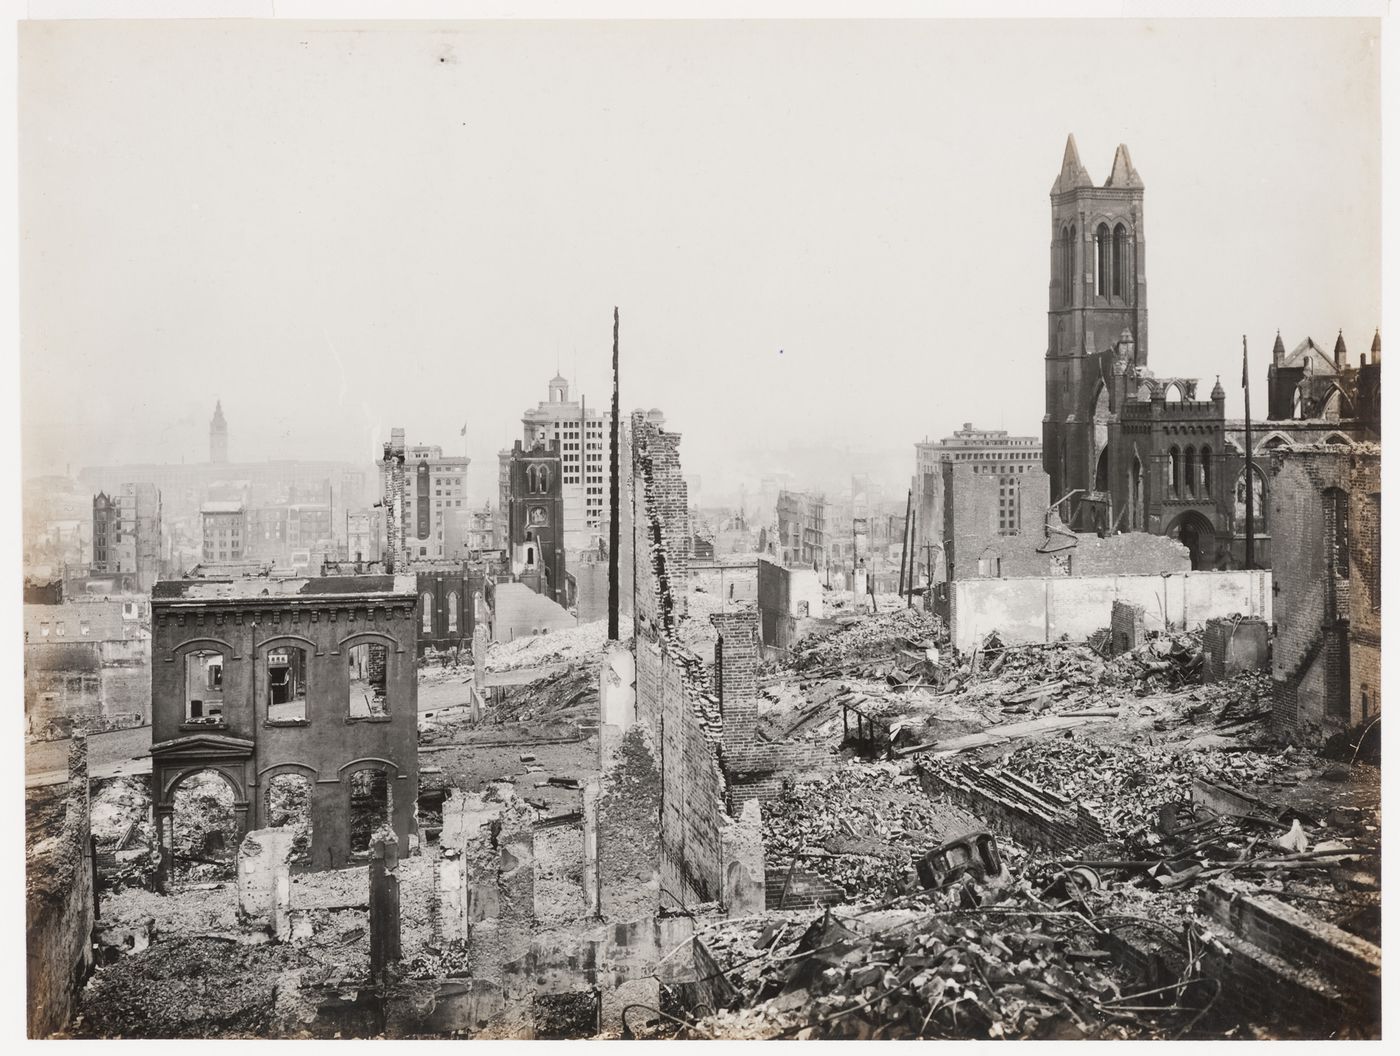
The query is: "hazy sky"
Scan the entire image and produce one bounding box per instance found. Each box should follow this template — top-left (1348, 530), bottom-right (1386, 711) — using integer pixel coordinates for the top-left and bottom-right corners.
top-left (19, 18), bottom-right (1381, 507)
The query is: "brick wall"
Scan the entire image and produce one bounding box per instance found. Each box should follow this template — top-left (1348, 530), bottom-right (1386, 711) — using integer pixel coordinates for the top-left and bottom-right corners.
top-left (1199, 880), bottom-right (1379, 1033)
top-left (1270, 447), bottom-right (1381, 744)
top-left (917, 762), bottom-right (1106, 851)
top-left (1109, 600), bottom-right (1145, 655)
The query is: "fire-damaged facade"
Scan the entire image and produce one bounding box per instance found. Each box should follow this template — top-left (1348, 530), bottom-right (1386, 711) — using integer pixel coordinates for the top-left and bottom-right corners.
top-left (148, 574), bottom-right (419, 885)
top-left (1041, 136), bottom-right (1380, 569)
top-left (507, 437), bottom-right (567, 606)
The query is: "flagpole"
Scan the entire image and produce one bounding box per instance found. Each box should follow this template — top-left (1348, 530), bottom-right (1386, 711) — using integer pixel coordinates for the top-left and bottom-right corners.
top-left (608, 308), bottom-right (621, 642)
top-left (1242, 335), bottom-right (1255, 570)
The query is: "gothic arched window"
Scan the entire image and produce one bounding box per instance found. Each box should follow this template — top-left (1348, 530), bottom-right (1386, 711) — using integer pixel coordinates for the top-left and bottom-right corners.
top-left (1200, 446), bottom-right (1213, 497)
top-left (1183, 447), bottom-right (1196, 498)
top-left (421, 591), bottom-right (433, 634)
top-left (1168, 446), bottom-right (1181, 497)
top-left (1095, 223), bottom-right (1111, 297)
top-left (1112, 223), bottom-right (1128, 298)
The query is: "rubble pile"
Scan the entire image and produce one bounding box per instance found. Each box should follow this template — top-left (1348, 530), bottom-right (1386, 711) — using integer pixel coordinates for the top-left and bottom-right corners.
top-left (484, 620), bottom-right (622, 673)
top-left (481, 664), bottom-right (597, 727)
top-left (693, 893), bottom-right (1200, 1040)
top-left (996, 740), bottom-right (1293, 840)
top-left (75, 938), bottom-right (316, 1038)
top-left (761, 763), bottom-right (982, 894)
top-left (792, 609), bottom-right (943, 675)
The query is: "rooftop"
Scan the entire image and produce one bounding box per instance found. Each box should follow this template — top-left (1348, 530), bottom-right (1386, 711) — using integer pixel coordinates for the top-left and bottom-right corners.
top-left (151, 573), bottom-right (418, 603)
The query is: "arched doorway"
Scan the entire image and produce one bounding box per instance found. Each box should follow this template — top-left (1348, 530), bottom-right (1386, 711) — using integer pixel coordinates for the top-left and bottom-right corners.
top-left (1167, 512), bottom-right (1217, 571)
top-left (168, 768), bottom-right (243, 884)
top-left (264, 773), bottom-right (313, 865)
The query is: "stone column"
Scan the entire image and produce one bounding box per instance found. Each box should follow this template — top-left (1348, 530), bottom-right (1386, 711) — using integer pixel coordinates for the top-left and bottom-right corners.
top-left (370, 834), bottom-right (402, 981)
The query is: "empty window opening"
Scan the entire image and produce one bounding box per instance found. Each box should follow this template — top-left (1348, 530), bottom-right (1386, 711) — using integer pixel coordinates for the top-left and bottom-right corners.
top-left (185, 650), bottom-right (225, 723)
top-left (1327, 488), bottom-right (1350, 579)
top-left (1168, 447), bottom-right (1181, 497)
top-left (170, 770), bottom-right (239, 884)
top-left (1234, 469), bottom-right (1267, 532)
top-left (421, 591), bottom-right (433, 634)
top-left (348, 769), bottom-right (392, 858)
top-left (347, 641), bottom-right (389, 718)
top-left (1183, 447), bottom-right (1197, 498)
top-left (1094, 223), bottom-right (1110, 297)
top-left (1112, 223), bottom-right (1128, 298)
top-left (265, 773), bottom-right (312, 864)
top-left (1200, 446), bottom-right (1213, 497)
top-left (266, 646), bottom-right (308, 722)
top-left (447, 590), bottom-right (459, 633)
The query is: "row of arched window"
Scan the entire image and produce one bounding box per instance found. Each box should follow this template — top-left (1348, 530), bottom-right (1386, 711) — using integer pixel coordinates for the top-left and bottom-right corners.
top-left (421, 590), bottom-right (461, 635)
top-left (1057, 222), bottom-right (1131, 305)
top-left (1166, 445), bottom-right (1213, 500)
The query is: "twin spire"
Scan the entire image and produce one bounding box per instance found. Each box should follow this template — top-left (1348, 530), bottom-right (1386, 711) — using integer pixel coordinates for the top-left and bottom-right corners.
top-left (1053, 134), bottom-right (1143, 194)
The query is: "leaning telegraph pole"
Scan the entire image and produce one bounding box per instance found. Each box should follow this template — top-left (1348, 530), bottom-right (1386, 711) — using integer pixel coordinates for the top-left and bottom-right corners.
top-left (607, 307), bottom-right (621, 641)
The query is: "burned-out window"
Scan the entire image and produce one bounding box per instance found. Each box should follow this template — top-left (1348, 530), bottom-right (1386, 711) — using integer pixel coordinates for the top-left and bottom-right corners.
top-left (348, 769), bottom-right (392, 857)
top-left (266, 646), bottom-right (308, 722)
top-left (1327, 488), bottom-right (1350, 579)
top-left (447, 591), bottom-right (459, 633)
top-left (421, 592), bottom-right (433, 635)
top-left (347, 641), bottom-right (389, 718)
top-left (185, 650), bottom-right (225, 722)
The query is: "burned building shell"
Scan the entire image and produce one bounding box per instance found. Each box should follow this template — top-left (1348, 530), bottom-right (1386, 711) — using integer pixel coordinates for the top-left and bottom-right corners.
top-left (148, 574), bottom-right (419, 883)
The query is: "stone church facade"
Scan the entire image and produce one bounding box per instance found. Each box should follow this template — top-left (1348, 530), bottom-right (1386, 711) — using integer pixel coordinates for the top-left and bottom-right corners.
top-left (1041, 135), bottom-right (1380, 569)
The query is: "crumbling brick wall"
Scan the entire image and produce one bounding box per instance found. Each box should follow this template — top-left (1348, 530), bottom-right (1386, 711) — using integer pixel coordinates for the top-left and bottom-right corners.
top-left (917, 761), bottom-right (1106, 851)
top-left (25, 734), bottom-right (95, 1038)
top-left (1109, 600), bottom-right (1146, 656)
top-left (1269, 447), bottom-right (1380, 744)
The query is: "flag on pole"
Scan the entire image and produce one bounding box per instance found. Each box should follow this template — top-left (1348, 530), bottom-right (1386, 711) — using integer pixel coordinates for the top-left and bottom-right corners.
top-left (459, 421), bottom-right (467, 437)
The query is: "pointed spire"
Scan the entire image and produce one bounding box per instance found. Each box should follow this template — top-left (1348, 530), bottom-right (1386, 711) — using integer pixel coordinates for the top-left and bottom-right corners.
top-left (1211, 375), bottom-right (1226, 401)
top-left (1371, 329), bottom-right (1381, 356)
top-left (1052, 133), bottom-right (1093, 194)
top-left (1104, 144), bottom-right (1143, 189)
top-left (1334, 329), bottom-right (1348, 366)
top-left (1272, 331), bottom-right (1286, 365)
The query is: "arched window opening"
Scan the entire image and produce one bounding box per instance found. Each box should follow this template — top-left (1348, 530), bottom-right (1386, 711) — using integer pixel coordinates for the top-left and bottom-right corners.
top-left (1165, 382), bottom-right (1184, 403)
top-left (1261, 434), bottom-right (1290, 451)
top-left (421, 591), bottom-right (433, 634)
top-left (171, 770), bottom-right (239, 884)
top-left (1292, 385), bottom-right (1305, 419)
top-left (1234, 469), bottom-right (1267, 532)
top-left (1200, 446), bottom-right (1213, 498)
top-left (1095, 223), bottom-right (1111, 297)
top-left (1183, 447), bottom-right (1197, 498)
top-left (447, 591), bottom-right (459, 633)
top-left (1321, 387), bottom-right (1343, 419)
top-left (348, 769), bottom-right (392, 858)
top-left (1168, 447), bottom-right (1181, 497)
top-left (1112, 223), bottom-right (1128, 299)
top-left (265, 773), bottom-right (312, 864)
top-left (184, 650), bottom-right (225, 723)
top-left (347, 641), bottom-right (389, 718)
top-left (1059, 226), bottom-right (1074, 307)
top-left (266, 645), bottom-right (308, 722)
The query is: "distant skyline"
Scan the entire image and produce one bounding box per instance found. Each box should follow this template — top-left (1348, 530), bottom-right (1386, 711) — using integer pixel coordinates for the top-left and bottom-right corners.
top-left (20, 18), bottom-right (1381, 508)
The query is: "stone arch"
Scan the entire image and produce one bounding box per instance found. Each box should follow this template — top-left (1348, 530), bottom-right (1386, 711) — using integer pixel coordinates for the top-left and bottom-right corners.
top-left (335, 628), bottom-right (404, 655)
top-left (1234, 465), bottom-right (1268, 532)
top-left (1257, 432), bottom-right (1292, 453)
top-left (1323, 432), bottom-right (1353, 446)
top-left (1166, 510), bottom-right (1216, 571)
top-left (165, 636), bottom-right (239, 664)
top-left (164, 766), bottom-right (246, 884)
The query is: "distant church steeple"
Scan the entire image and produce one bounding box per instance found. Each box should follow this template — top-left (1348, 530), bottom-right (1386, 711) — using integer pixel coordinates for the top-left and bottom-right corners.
top-left (210, 400), bottom-right (228, 464)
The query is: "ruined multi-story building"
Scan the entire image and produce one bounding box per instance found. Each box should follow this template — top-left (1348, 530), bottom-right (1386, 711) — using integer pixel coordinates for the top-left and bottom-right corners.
top-left (1040, 135), bottom-right (1381, 569)
top-left (1269, 445), bottom-right (1380, 745)
top-left (506, 438), bottom-right (566, 605)
top-left (376, 430), bottom-right (468, 564)
top-left (345, 508), bottom-right (384, 564)
top-left (915, 424), bottom-right (1043, 545)
top-left (91, 483), bottom-right (163, 592)
top-left (148, 573), bottom-right (420, 883)
top-left (776, 489), bottom-right (826, 568)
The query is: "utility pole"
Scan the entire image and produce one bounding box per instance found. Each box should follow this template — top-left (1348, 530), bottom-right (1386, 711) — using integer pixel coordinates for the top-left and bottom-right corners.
top-left (907, 510), bottom-right (917, 609)
top-left (1242, 336), bottom-right (1255, 570)
top-left (608, 308), bottom-right (621, 641)
top-left (898, 488), bottom-right (912, 598)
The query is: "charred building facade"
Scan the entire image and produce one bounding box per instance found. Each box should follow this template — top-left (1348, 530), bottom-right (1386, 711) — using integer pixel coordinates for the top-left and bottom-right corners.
top-left (507, 438), bottom-right (566, 605)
